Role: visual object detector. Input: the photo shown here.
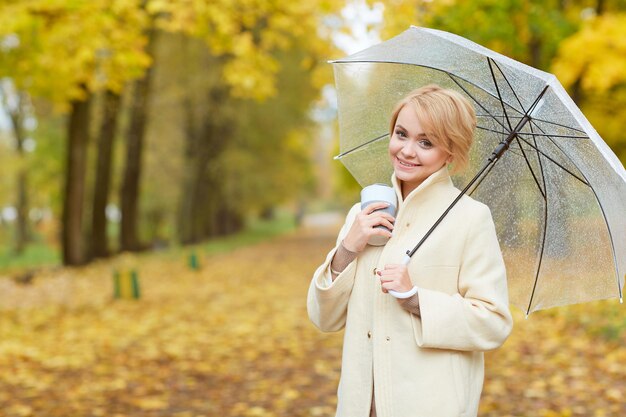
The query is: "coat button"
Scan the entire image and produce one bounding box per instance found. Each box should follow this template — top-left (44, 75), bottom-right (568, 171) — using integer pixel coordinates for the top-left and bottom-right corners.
top-left (386, 336), bottom-right (391, 341)
top-left (373, 268), bottom-right (377, 276)
top-left (406, 222), bottom-right (410, 227)
top-left (367, 331), bottom-right (372, 339)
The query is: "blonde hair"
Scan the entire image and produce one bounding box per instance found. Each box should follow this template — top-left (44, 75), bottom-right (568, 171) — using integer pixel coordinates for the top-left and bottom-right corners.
top-left (389, 84), bottom-right (476, 173)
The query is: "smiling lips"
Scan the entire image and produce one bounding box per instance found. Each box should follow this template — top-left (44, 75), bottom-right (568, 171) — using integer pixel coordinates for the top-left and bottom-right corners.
top-left (396, 157), bottom-right (421, 168)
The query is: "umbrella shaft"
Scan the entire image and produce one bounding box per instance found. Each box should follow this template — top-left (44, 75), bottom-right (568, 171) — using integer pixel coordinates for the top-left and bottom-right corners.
top-left (488, 115), bottom-right (531, 162)
top-left (406, 114), bottom-right (531, 259)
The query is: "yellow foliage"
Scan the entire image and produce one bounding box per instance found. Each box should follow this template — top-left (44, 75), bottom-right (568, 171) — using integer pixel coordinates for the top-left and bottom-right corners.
top-left (223, 53), bottom-right (279, 99)
top-left (553, 14), bottom-right (626, 93)
top-left (0, 0), bottom-right (150, 106)
top-left (0, 0), bottom-right (341, 105)
top-left (0, 229), bottom-right (624, 416)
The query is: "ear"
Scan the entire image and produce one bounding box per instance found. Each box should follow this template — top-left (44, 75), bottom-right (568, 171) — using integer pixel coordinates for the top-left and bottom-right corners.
top-left (446, 155), bottom-right (454, 164)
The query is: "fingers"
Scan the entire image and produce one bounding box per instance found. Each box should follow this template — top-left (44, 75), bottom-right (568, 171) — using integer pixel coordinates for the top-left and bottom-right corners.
top-left (373, 228), bottom-right (393, 239)
top-left (376, 218), bottom-right (395, 231)
top-left (380, 281), bottom-right (406, 292)
top-left (376, 270), bottom-right (400, 282)
top-left (360, 211), bottom-right (395, 229)
top-left (377, 265), bottom-right (412, 293)
top-left (360, 203), bottom-right (395, 222)
top-left (359, 212), bottom-right (393, 225)
top-left (362, 201), bottom-right (391, 214)
top-left (345, 203), bottom-right (396, 252)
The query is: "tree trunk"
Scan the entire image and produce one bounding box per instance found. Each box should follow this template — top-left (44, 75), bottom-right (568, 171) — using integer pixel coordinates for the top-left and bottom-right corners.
top-left (178, 117), bottom-right (222, 244)
top-left (6, 91), bottom-right (29, 254)
top-left (178, 87), bottom-right (233, 243)
top-left (529, 36), bottom-right (542, 70)
top-left (204, 87), bottom-right (236, 237)
top-left (15, 170), bottom-right (28, 253)
top-left (91, 90), bottom-right (121, 258)
top-left (177, 92), bottom-right (201, 244)
top-left (570, 68), bottom-right (586, 105)
top-left (120, 29), bottom-right (156, 252)
top-left (177, 45), bottom-right (233, 243)
top-left (596, 0), bottom-right (605, 15)
top-left (62, 91), bottom-right (92, 266)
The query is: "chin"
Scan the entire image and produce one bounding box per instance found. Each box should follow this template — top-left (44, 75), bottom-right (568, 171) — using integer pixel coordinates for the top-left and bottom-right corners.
top-left (394, 170), bottom-right (416, 182)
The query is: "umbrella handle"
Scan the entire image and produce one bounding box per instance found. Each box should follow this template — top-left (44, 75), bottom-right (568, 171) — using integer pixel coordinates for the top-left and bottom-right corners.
top-left (388, 254), bottom-right (418, 299)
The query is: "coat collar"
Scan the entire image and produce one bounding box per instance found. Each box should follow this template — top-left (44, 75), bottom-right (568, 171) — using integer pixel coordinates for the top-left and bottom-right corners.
top-left (391, 165), bottom-right (454, 206)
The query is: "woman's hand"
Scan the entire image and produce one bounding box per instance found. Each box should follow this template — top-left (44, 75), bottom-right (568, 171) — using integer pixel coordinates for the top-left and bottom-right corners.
top-left (342, 202), bottom-right (395, 253)
top-left (378, 264), bottom-right (414, 293)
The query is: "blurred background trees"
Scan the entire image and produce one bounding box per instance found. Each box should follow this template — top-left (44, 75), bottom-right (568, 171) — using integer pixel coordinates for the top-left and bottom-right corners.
top-left (0, 0), bottom-right (624, 267)
top-left (0, 0), bottom-right (337, 266)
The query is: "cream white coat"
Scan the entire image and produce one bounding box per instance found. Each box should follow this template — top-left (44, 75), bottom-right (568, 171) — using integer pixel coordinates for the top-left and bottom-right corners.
top-left (307, 167), bottom-right (513, 417)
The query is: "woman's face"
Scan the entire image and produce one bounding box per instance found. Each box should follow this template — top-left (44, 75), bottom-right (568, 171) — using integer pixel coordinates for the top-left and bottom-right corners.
top-left (389, 105), bottom-right (451, 194)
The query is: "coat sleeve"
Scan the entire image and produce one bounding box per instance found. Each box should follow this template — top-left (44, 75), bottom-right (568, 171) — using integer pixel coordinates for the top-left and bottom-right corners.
top-left (412, 203), bottom-right (513, 351)
top-left (307, 203), bottom-right (361, 333)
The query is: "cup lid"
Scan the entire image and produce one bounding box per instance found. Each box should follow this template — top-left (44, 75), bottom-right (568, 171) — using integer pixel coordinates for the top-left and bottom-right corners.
top-left (361, 183), bottom-right (397, 205)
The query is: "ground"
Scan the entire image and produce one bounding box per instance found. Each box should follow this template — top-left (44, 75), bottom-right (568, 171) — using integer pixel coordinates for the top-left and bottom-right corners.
top-left (0, 226), bottom-right (624, 417)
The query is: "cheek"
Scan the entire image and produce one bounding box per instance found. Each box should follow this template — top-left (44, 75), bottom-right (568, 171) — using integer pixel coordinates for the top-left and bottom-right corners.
top-left (423, 151), bottom-right (449, 166)
top-left (388, 137), bottom-right (402, 156)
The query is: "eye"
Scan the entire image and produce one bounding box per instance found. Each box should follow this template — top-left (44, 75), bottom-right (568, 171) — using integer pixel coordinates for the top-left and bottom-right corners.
top-left (418, 139), bottom-right (433, 148)
top-left (394, 129), bottom-right (408, 139)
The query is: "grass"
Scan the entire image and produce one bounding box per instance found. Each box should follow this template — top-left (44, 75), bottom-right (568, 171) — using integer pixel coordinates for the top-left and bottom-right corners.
top-left (0, 212), bottom-right (297, 274)
top-left (202, 212), bottom-right (296, 255)
top-left (0, 241), bottom-right (60, 273)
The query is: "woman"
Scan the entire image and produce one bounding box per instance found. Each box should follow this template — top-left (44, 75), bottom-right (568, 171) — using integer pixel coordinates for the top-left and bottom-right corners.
top-left (307, 85), bottom-right (513, 417)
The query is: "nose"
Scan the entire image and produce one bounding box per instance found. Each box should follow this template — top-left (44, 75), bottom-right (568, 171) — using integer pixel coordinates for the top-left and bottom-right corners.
top-left (400, 141), bottom-right (417, 158)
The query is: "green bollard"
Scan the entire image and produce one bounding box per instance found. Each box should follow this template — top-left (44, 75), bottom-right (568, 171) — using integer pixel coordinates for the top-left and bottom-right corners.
top-left (189, 252), bottom-right (200, 270)
top-left (113, 270), bottom-right (121, 299)
top-left (130, 269), bottom-right (141, 299)
top-left (113, 269), bottom-right (141, 300)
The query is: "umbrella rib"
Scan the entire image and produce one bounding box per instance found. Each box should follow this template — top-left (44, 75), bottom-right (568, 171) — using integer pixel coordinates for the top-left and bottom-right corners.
top-left (488, 58), bottom-right (514, 131)
top-left (334, 132), bottom-right (389, 159)
top-left (506, 148), bottom-right (528, 158)
top-left (477, 114), bottom-right (524, 119)
top-left (526, 85), bottom-right (550, 117)
top-left (530, 117), bottom-right (587, 134)
top-left (530, 123), bottom-right (550, 196)
top-left (517, 132), bottom-right (589, 139)
top-left (490, 59), bottom-right (527, 114)
top-left (524, 119), bottom-right (591, 185)
top-left (514, 137), bottom-right (546, 199)
top-left (476, 125), bottom-right (508, 136)
top-left (516, 136), bottom-right (589, 186)
top-left (529, 123), bottom-right (624, 301)
top-left (530, 122), bottom-right (550, 198)
top-left (478, 113), bottom-right (526, 119)
top-left (447, 74), bottom-right (509, 132)
top-left (525, 127), bottom-right (550, 316)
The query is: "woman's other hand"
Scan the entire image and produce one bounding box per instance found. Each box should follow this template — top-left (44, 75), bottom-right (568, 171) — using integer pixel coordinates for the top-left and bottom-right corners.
top-left (378, 264), bottom-right (413, 293)
top-left (342, 202), bottom-right (395, 253)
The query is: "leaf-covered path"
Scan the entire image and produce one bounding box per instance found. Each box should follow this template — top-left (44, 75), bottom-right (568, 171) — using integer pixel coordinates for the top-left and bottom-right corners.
top-left (0, 227), bottom-right (624, 417)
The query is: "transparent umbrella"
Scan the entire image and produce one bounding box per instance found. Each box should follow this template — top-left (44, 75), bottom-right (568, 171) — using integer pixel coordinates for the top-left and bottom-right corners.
top-left (331, 26), bottom-right (626, 314)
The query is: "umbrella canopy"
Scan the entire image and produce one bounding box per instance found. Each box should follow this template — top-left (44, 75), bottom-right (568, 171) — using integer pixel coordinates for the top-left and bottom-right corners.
top-left (331, 26), bottom-right (626, 314)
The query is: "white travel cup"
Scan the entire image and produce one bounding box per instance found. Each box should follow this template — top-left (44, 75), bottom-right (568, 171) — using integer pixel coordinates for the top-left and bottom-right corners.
top-left (360, 184), bottom-right (397, 246)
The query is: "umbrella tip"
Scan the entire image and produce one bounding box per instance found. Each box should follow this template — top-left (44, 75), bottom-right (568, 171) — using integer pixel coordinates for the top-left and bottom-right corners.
top-left (525, 314), bottom-right (529, 320)
top-left (620, 297), bottom-right (623, 304)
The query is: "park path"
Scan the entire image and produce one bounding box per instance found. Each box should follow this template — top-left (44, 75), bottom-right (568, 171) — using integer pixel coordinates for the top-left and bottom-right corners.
top-left (0, 225), bottom-right (624, 417)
